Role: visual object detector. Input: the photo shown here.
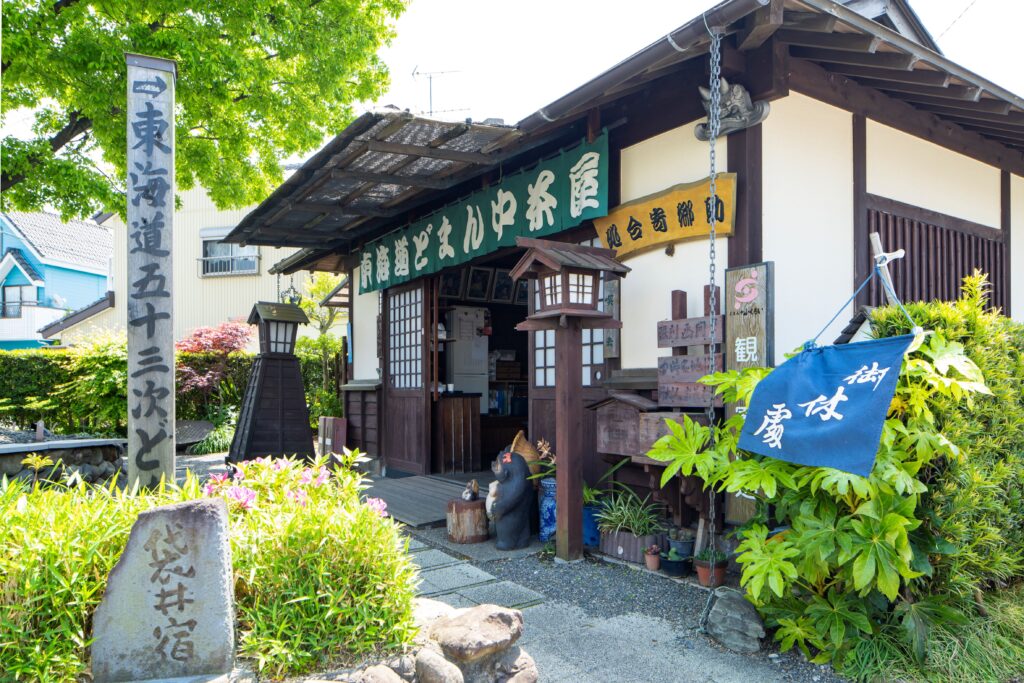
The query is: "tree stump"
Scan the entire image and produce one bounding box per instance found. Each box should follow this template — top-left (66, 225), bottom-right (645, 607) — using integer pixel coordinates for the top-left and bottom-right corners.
top-left (447, 498), bottom-right (488, 544)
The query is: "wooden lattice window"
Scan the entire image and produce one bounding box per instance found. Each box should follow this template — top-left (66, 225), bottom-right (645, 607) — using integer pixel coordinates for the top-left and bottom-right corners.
top-left (865, 195), bottom-right (1007, 311)
top-left (388, 287), bottom-right (423, 389)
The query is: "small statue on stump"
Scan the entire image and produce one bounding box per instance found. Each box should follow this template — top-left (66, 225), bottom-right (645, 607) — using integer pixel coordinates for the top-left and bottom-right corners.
top-left (489, 449), bottom-right (533, 550)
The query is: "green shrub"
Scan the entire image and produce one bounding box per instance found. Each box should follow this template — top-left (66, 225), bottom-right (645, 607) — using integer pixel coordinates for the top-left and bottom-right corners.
top-left (0, 451), bottom-right (417, 680)
top-left (595, 485), bottom-right (664, 536)
top-left (647, 276), bottom-right (1024, 678)
top-left (187, 419), bottom-right (236, 455)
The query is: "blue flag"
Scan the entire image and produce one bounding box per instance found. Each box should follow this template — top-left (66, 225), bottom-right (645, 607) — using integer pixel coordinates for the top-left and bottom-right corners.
top-left (738, 334), bottom-right (915, 477)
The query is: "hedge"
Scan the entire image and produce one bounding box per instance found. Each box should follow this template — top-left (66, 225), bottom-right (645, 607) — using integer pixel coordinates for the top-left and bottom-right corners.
top-left (0, 347), bottom-right (339, 436)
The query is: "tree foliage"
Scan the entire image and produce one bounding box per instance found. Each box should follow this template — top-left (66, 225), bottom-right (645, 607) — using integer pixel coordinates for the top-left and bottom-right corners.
top-left (1, 0), bottom-right (406, 218)
top-left (648, 275), bottom-right (1024, 679)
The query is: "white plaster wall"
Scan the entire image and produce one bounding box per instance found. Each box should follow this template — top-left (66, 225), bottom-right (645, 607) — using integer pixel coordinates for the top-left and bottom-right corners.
top-left (351, 266), bottom-right (381, 381)
top-left (866, 120), bottom-right (1000, 228)
top-left (617, 121), bottom-right (729, 369)
top-left (1013, 174), bottom-right (1024, 321)
top-left (762, 93), bottom-right (853, 362)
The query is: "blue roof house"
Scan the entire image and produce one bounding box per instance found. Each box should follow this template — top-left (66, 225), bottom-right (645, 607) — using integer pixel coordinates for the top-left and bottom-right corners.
top-left (0, 212), bottom-right (113, 349)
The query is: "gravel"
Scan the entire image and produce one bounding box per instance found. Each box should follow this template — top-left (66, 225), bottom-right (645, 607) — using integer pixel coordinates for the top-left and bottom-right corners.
top-left (410, 538), bottom-right (847, 683)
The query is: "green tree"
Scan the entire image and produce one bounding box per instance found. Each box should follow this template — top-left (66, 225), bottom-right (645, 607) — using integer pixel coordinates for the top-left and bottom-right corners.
top-left (1, 0), bottom-right (406, 219)
top-left (296, 272), bottom-right (346, 423)
top-left (299, 272), bottom-right (345, 336)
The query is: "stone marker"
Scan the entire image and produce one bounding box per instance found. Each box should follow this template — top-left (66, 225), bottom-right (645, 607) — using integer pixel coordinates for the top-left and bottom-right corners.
top-left (706, 587), bottom-right (765, 654)
top-left (92, 498), bottom-right (235, 682)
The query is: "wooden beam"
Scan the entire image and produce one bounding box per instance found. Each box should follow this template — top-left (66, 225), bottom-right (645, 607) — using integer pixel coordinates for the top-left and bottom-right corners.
top-left (1002, 171), bottom-right (1012, 314)
top-left (330, 169), bottom-right (452, 190)
top-left (913, 104), bottom-right (1024, 126)
top-left (789, 58), bottom-right (1024, 176)
top-left (891, 93), bottom-right (1011, 115)
top-left (292, 202), bottom-right (396, 218)
top-left (866, 194), bottom-right (1004, 242)
top-left (854, 78), bottom-right (981, 102)
top-left (554, 317), bottom-right (583, 562)
top-left (932, 115), bottom-right (1024, 136)
top-left (820, 62), bottom-right (950, 87)
top-left (775, 29), bottom-right (881, 53)
top-left (853, 114), bottom-right (869, 307)
top-left (738, 0), bottom-right (783, 51)
top-left (781, 10), bottom-right (837, 33)
top-left (789, 46), bottom-right (916, 70)
top-left (727, 123), bottom-right (763, 266)
top-left (363, 139), bottom-right (493, 165)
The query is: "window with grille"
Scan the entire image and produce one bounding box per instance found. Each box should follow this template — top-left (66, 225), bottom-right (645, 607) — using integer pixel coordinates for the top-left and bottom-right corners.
top-left (200, 239), bottom-right (259, 276)
top-left (388, 287), bottom-right (423, 389)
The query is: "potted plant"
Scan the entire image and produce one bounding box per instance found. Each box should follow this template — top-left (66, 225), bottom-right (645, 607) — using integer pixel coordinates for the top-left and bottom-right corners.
top-left (529, 439), bottom-right (558, 542)
top-left (595, 485), bottom-right (664, 564)
top-left (694, 547), bottom-right (729, 587)
top-left (644, 544), bottom-right (661, 571)
top-left (667, 526), bottom-right (696, 558)
top-left (659, 547), bottom-right (692, 577)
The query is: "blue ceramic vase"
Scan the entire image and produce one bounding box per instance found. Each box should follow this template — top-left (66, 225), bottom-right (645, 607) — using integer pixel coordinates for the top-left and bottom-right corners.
top-left (538, 478), bottom-right (557, 542)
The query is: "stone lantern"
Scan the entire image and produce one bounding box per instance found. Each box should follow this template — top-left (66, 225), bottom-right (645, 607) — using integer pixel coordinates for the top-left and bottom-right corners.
top-left (228, 302), bottom-right (315, 463)
top-left (511, 237), bottom-right (629, 561)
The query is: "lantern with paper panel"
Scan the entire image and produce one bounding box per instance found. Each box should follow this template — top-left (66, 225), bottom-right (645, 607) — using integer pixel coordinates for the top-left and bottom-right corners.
top-left (510, 237), bottom-right (629, 561)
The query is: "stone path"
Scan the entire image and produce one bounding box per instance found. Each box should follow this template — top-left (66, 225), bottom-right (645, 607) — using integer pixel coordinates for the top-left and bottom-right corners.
top-left (407, 538), bottom-right (545, 611)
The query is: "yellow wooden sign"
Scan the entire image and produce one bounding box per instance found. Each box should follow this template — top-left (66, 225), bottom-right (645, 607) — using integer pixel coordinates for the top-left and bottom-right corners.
top-left (594, 174), bottom-right (737, 259)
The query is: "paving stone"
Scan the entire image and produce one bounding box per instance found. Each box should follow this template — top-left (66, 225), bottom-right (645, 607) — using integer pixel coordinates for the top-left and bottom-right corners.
top-left (406, 538), bottom-right (428, 552)
top-left (411, 548), bottom-right (463, 571)
top-left (455, 581), bottom-right (544, 609)
top-left (436, 593), bottom-right (478, 609)
top-left (417, 564), bottom-right (495, 596)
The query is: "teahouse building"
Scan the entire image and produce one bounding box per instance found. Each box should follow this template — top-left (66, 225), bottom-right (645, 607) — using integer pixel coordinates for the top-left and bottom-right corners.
top-left (228, 0), bottom-right (1023, 518)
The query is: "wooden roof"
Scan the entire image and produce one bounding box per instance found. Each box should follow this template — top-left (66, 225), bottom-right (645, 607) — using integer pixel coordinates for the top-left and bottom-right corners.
top-left (509, 237), bottom-right (631, 280)
top-left (236, 0), bottom-right (1024, 275)
top-left (319, 276), bottom-right (351, 309)
top-left (247, 302), bottom-right (309, 325)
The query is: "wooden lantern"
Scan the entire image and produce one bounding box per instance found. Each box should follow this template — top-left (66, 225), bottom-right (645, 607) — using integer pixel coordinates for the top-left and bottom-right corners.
top-left (228, 302), bottom-right (315, 463)
top-left (511, 237), bottom-right (629, 561)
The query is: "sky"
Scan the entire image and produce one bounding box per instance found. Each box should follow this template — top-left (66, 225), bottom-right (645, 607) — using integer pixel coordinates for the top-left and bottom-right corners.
top-left (2, 1), bottom-right (1022, 161)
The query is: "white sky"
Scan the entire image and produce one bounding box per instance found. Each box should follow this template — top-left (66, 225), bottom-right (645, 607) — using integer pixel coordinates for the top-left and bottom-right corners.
top-left (3, 1), bottom-right (1022, 158)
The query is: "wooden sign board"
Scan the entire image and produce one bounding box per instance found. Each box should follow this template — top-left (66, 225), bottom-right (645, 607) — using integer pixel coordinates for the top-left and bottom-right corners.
top-left (725, 262), bottom-right (774, 369)
top-left (603, 279), bottom-right (621, 359)
top-left (658, 354), bottom-right (723, 384)
top-left (658, 382), bottom-right (723, 408)
top-left (594, 174), bottom-right (737, 259)
top-left (595, 401), bottom-right (643, 456)
top-left (657, 315), bottom-right (723, 348)
top-left (638, 411), bottom-right (709, 448)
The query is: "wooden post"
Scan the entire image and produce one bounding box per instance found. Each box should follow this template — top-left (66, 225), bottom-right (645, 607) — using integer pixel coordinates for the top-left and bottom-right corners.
top-left (126, 54), bottom-right (177, 489)
top-left (671, 290), bottom-right (687, 357)
top-left (555, 317), bottom-right (584, 562)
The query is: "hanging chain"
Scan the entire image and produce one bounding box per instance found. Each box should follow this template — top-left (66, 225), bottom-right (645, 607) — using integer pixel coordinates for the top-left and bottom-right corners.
top-left (699, 27), bottom-right (723, 633)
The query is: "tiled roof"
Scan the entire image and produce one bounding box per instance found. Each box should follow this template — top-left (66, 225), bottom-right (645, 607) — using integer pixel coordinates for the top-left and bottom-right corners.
top-left (2, 211), bottom-right (112, 272)
top-left (3, 248), bottom-right (43, 283)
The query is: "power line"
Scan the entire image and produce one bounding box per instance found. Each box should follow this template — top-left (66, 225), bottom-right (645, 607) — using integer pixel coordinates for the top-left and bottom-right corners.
top-left (938, 0), bottom-right (981, 39)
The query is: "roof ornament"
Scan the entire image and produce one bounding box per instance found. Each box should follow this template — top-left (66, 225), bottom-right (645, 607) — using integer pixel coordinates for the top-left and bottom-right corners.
top-left (694, 77), bottom-right (770, 141)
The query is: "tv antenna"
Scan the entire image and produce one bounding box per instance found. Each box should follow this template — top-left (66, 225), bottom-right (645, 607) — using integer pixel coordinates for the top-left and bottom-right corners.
top-left (412, 66), bottom-right (460, 116)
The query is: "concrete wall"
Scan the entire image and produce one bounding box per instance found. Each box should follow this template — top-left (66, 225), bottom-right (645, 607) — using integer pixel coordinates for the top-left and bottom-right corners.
top-left (351, 266), bottom-right (381, 381)
top-left (866, 120), bottom-right (1001, 229)
top-left (762, 93), bottom-right (854, 361)
top-left (58, 186), bottom-right (335, 348)
top-left (617, 121), bottom-right (729, 369)
top-left (1013, 174), bottom-right (1023, 321)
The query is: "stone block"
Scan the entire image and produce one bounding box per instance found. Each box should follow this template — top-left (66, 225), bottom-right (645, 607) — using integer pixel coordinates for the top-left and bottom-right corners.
top-left (416, 647), bottom-right (464, 683)
top-left (429, 605), bottom-right (524, 664)
top-left (706, 587), bottom-right (765, 654)
top-left (91, 498), bottom-right (235, 682)
top-left (359, 664), bottom-right (405, 683)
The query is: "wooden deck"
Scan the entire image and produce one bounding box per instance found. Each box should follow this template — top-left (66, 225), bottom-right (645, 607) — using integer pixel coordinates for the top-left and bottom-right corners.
top-left (364, 475), bottom-right (470, 527)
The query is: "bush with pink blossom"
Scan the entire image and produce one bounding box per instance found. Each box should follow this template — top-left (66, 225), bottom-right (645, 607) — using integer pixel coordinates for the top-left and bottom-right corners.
top-left (2, 449), bottom-right (416, 680)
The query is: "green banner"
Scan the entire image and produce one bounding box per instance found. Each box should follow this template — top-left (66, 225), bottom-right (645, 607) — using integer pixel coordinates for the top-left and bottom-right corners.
top-left (358, 133), bottom-right (609, 293)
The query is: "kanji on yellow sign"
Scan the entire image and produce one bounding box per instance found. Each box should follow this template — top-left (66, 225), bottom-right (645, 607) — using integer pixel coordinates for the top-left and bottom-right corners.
top-left (594, 174), bottom-right (736, 259)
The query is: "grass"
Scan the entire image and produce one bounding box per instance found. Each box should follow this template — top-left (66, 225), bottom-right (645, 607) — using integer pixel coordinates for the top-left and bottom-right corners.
top-left (843, 584), bottom-right (1024, 682)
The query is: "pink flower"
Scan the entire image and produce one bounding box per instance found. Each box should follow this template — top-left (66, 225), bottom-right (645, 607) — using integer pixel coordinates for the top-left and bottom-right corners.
top-left (272, 459), bottom-right (289, 471)
top-left (286, 488), bottom-right (309, 507)
top-left (203, 483), bottom-right (217, 497)
top-left (232, 464), bottom-right (246, 481)
top-left (225, 485), bottom-right (257, 511)
top-left (254, 456), bottom-right (272, 467)
top-left (210, 472), bottom-right (230, 484)
top-left (300, 466), bottom-right (330, 487)
top-left (365, 497), bottom-right (388, 517)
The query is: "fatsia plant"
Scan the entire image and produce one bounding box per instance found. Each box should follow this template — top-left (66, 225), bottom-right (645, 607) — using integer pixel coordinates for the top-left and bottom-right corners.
top-left (647, 330), bottom-right (990, 668)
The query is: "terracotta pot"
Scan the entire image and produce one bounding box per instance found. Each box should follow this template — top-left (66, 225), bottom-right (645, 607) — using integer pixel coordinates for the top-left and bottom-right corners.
top-left (694, 559), bottom-right (727, 587)
top-left (644, 552), bottom-right (661, 571)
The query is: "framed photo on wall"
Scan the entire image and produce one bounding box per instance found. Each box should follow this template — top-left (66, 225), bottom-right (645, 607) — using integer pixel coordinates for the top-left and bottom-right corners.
top-left (514, 280), bottom-right (529, 306)
top-left (438, 268), bottom-right (466, 299)
top-left (491, 268), bottom-right (514, 303)
top-left (465, 267), bottom-right (493, 301)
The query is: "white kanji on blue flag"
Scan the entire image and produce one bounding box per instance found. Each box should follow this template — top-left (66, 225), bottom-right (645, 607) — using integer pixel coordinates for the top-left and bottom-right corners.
top-left (738, 334), bottom-right (915, 477)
